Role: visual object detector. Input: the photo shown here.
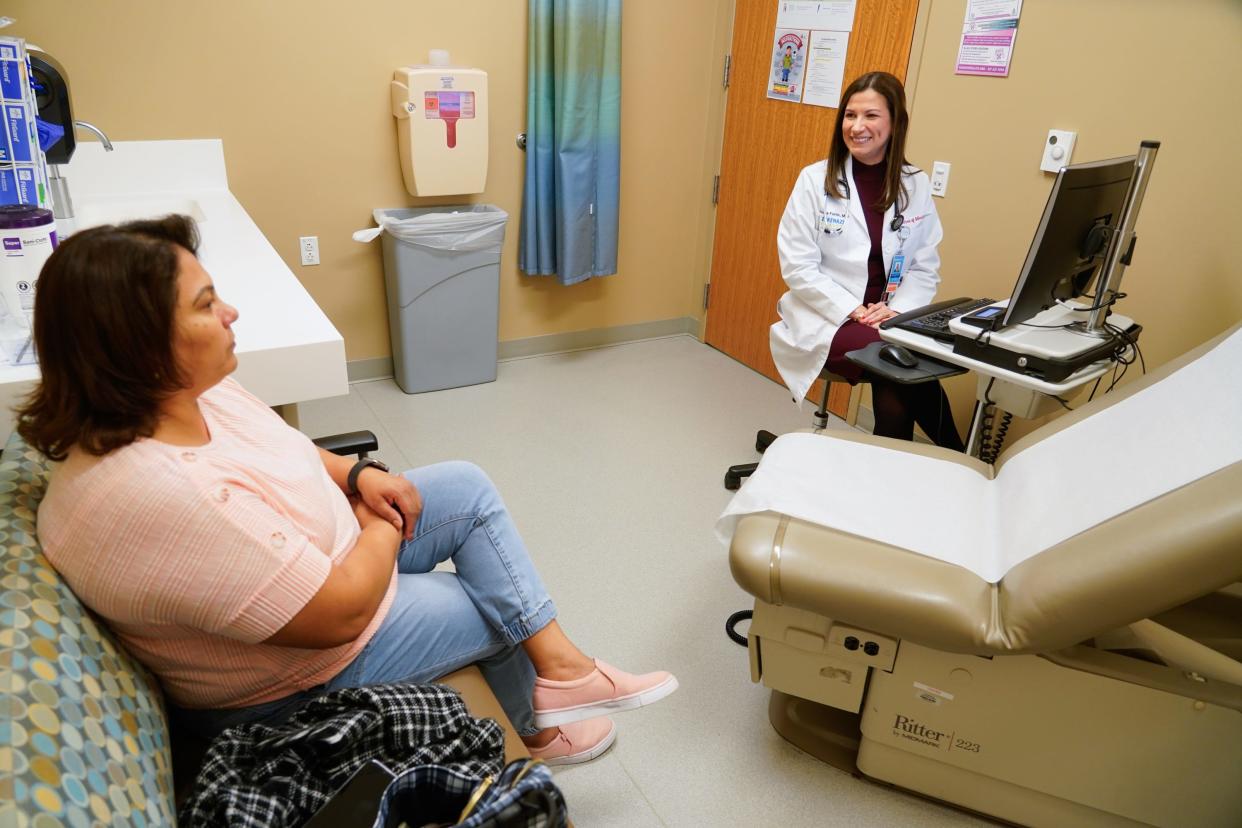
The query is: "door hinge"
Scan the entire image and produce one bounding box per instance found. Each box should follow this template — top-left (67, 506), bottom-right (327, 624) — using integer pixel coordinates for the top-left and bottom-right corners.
top-left (723, 54), bottom-right (732, 89)
top-left (712, 174), bottom-right (720, 205)
top-left (703, 283), bottom-right (711, 310)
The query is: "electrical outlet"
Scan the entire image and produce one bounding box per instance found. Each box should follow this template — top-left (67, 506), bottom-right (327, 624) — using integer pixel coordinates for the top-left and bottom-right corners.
top-left (930, 161), bottom-right (951, 198)
top-left (299, 236), bottom-right (320, 266)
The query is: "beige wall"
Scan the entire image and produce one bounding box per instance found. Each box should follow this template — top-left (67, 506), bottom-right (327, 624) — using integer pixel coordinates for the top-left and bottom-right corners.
top-left (905, 0), bottom-right (1242, 422)
top-left (9, 0), bottom-right (733, 361)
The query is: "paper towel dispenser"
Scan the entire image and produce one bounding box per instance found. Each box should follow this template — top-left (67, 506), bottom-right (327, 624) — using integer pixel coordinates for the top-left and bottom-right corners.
top-left (391, 52), bottom-right (488, 197)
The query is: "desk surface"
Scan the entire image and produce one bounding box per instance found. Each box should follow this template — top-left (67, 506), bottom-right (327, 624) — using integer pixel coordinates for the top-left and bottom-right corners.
top-left (0, 140), bottom-right (348, 444)
top-left (881, 326), bottom-right (1112, 396)
top-left (846, 341), bottom-right (967, 384)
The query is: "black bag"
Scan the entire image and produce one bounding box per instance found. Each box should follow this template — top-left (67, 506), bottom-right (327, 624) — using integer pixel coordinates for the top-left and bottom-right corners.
top-left (374, 758), bottom-right (567, 828)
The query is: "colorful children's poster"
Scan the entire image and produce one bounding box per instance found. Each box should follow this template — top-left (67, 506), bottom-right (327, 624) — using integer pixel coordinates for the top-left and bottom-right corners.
top-left (767, 29), bottom-right (808, 103)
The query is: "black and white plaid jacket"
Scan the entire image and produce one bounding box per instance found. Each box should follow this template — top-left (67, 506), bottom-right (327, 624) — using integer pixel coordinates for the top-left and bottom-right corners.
top-left (179, 683), bottom-right (505, 828)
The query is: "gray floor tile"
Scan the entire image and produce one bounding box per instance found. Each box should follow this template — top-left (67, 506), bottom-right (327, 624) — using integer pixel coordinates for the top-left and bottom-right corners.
top-left (551, 753), bottom-right (665, 827)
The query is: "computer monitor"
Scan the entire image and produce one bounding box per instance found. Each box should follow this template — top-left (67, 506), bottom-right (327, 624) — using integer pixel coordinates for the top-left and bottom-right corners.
top-left (1001, 155), bottom-right (1138, 328)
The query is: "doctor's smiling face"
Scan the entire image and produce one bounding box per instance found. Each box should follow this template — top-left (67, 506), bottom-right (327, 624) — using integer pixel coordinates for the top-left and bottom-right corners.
top-left (842, 89), bottom-right (892, 166)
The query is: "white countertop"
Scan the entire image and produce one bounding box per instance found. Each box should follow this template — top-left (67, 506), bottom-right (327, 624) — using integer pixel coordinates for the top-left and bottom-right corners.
top-left (0, 139), bottom-right (348, 443)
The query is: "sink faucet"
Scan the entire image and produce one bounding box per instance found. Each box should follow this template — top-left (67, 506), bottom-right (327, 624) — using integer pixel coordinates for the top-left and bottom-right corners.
top-left (72, 120), bottom-right (113, 151)
top-left (49, 120), bottom-right (114, 223)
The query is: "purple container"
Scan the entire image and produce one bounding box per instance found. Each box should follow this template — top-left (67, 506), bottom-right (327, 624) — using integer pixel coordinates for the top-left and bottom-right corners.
top-left (0, 203), bottom-right (55, 230)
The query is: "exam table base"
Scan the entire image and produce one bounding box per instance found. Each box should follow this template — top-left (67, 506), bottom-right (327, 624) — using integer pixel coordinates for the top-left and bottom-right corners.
top-left (751, 603), bottom-right (1242, 828)
top-left (768, 693), bottom-right (1027, 827)
top-left (767, 690), bottom-right (862, 776)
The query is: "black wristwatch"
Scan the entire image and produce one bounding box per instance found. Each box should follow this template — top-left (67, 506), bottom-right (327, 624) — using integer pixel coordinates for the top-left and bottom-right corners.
top-left (347, 458), bottom-right (390, 495)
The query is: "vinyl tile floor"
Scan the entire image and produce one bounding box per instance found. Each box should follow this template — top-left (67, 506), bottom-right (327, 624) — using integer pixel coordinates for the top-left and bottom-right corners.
top-left (297, 335), bottom-right (990, 827)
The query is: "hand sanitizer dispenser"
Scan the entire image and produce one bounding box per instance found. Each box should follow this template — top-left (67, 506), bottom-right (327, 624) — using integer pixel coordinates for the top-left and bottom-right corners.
top-left (391, 51), bottom-right (488, 196)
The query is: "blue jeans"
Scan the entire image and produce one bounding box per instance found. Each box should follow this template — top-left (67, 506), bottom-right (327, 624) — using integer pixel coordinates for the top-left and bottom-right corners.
top-left (171, 461), bottom-right (557, 739)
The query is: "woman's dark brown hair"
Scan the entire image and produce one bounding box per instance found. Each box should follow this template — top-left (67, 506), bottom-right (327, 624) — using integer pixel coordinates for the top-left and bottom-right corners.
top-left (15, 215), bottom-right (200, 460)
top-left (824, 71), bottom-right (915, 213)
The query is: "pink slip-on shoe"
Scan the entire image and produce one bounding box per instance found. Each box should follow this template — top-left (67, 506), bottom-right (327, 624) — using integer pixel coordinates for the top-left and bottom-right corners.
top-left (532, 660), bottom-right (678, 728)
top-left (527, 717), bottom-right (617, 766)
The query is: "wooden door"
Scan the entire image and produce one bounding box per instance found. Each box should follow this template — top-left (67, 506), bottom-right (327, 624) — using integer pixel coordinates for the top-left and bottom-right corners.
top-left (705, 0), bottom-right (921, 415)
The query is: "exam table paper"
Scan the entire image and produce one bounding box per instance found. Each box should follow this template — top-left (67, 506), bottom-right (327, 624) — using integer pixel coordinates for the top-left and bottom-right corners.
top-left (717, 328), bottom-right (1242, 583)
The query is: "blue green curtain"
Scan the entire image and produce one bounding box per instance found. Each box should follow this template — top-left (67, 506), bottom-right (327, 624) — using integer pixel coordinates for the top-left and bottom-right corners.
top-left (519, 0), bottom-right (622, 286)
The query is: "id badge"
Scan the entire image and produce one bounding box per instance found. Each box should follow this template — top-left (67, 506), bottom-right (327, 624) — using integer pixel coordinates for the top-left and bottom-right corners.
top-left (818, 211), bottom-right (846, 236)
top-left (882, 253), bottom-right (905, 302)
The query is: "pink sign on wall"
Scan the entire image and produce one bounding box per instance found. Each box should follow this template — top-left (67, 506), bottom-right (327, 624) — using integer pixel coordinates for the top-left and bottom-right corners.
top-left (955, 29), bottom-right (1018, 77)
top-left (955, 0), bottom-right (1022, 78)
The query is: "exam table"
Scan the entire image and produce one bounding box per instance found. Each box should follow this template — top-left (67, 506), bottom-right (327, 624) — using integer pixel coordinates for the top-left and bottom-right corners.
top-left (725, 324), bottom-right (1242, 827)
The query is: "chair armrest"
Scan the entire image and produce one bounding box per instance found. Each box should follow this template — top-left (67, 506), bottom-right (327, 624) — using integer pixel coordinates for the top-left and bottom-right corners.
top-left (311, 430), bottom-right (379, 458)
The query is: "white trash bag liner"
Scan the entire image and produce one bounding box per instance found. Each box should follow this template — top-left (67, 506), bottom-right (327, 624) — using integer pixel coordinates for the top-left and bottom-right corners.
top-left (352, 205), bottom-right (508, 251)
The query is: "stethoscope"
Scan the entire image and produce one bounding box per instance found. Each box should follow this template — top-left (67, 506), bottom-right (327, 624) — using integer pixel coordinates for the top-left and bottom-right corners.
top-left (822, 189), bottom-right (910, 243)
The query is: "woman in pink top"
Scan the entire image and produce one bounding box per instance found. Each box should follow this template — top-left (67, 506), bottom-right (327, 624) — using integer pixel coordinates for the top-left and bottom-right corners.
top-left (19, 216), bottom-right (677, 766)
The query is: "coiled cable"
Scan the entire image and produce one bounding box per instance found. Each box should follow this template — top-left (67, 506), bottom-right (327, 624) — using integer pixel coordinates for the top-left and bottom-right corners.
top-left (725, 610), bottom-right (752, 647)
top-left (981, 411), bottom-right (1013, 464)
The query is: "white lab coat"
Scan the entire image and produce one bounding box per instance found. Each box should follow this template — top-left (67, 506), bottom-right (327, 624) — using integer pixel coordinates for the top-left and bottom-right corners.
top-left (770, 156), bottom-right (943, 404)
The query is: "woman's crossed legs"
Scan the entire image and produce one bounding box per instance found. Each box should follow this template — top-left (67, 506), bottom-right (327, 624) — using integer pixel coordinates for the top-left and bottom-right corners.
top-left (325, 461), bottom-right (677, 763)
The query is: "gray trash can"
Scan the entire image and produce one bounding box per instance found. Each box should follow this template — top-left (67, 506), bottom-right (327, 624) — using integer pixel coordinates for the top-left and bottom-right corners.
top-left (375, 205), bottom-right (508, 394)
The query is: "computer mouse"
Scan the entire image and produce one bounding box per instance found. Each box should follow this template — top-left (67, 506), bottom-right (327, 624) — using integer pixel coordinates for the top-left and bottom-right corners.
top-left (878, 343), bottom-right (919, 369)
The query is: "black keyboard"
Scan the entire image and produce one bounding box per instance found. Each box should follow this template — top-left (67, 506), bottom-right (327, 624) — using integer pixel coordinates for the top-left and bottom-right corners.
top-left (881, 297), bottom-right (998, 342)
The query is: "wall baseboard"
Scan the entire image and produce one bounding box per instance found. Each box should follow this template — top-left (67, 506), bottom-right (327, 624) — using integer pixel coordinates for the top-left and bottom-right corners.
top-left (346, 316), bottom-right (700, 383)
top-left (347, 357), bottom-right (396, 383)
top-left (498, 316), bottom-right (699, 360)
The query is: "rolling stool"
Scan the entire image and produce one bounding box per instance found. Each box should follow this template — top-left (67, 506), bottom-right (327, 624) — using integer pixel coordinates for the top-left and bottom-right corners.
top-left (724, 369), bottom-right (865, 490)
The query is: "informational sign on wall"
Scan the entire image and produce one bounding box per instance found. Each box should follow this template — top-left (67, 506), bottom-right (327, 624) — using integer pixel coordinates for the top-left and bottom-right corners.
top-left (774, 0), bottom-right (856, 32)
top-left (766, 1), bottom-right (855, 108)
top-left (802, 30), bottom-right (850, 108)
top-left (955, 0), bottom-right (1023, 77)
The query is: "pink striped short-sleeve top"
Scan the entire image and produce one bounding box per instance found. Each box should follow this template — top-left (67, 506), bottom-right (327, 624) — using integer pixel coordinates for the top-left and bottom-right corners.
top-left (37, 378), bottom-right (397, 709)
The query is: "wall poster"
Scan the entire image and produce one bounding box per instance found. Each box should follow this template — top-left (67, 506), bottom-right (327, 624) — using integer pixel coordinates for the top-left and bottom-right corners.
top-left (766, 1), bottom-right (856, 106)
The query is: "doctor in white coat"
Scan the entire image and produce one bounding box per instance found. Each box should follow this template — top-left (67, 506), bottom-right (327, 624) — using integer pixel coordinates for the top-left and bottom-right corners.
top-left (770, 71), bottom-right (963, 449)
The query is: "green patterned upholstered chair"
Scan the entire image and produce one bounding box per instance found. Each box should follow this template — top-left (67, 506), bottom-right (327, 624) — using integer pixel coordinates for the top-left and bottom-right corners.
top-left (0, 433), bottom-right (178, 827)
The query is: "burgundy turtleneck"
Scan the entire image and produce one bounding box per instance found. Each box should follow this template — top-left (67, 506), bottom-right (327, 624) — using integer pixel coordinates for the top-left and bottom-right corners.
top-left (852, 158), bottom-right (888, 305)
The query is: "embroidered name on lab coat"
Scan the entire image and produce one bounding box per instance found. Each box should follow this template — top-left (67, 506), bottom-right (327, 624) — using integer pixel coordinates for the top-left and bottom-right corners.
top-left (819, 211), bottom-right (847, 235)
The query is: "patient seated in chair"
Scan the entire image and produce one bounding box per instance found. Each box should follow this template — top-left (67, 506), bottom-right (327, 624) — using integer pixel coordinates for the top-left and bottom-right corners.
top-left (19, 216), bottom-right (679, 773)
